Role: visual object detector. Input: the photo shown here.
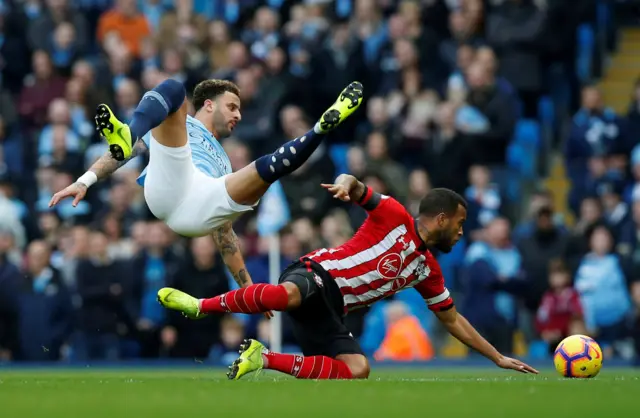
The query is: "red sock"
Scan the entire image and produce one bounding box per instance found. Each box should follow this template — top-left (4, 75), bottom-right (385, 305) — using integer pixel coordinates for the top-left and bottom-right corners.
top-left (264, 352), bottom-right (353, 379)
top-left (200, 283), bottom-right (289, 314)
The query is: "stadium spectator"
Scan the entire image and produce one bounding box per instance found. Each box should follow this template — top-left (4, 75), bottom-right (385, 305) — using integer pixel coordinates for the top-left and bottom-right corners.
top-left (627, 78), bottom-right (640, 141)
top-left (597, 178), bottom-right (631, 241)
top-left (422, 101), bottom-right (469, 193)
top-left (518, 206), bottom-right (568, 314)
top-left (112, 78), bottom-right (141, 124)
top-left (565, 86), bottom-right (630, 204)
top-left (165, 236), bottom-right (229, 358)
top-left (486, 0), bottom-right (545, 118)
top-left (19, 50), bottom-right (67, 130)
top-left (38, 99), bottom-right (83, 171)
top-left (574, 223), bottom-right (633, 357)
top-left (16, 240), bottom-right (73, 361)
top-left (460, 60), bottom-right (516, 166)
top-left (374, 301), bottom-right (434, 362)
top-left (440, 9), bottom-right (483, 72)
top-left (210, 315), bottom-right (246, 366)
top-left (27, 0), bottom-right (89, 57)
top-left (131, 221), bottom-right (181, 358)
top-left (535, 259), bottom-right (585, 355)
top-left (619, 201), bottom-right (640, 276)
top-left (513, 189), bottom-right (567, 245)
top-left (461, 217), bottom-right (525, 355)
top-left (632, 280), bottom-right (640, 362)
top-left (464, 164), bottom-right (502, 238)
top-left (279, 109), bottom-right (335, 223)
top-left (0, 4), bottom-right (32, 95)
top-left (0, 228), bottom-right (20, 361)
top-left (565, 196), bottom-right (604, 270)
top-left (74, 228), bottom-right (135, 360)
top-left (365, 131), bottom-right (408, 201)
top-left (0, 183), bottom-right (26, 254)
top-left (406, 169), bottom-right (431, 217)
top-left (0, 118), bottom-right (24, 180)
top-left (312, 18), bottom-right (366, 106)
top-left (97, 0), bottom-right (152, 58)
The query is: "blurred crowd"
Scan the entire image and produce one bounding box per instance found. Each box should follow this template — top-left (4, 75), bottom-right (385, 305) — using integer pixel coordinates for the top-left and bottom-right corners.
top-left (1, 0), bottom-right (640, 364)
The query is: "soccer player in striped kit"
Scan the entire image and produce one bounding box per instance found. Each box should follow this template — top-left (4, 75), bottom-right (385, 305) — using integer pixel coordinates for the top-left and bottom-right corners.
top-left (158, 174), bottom-right (539, 380)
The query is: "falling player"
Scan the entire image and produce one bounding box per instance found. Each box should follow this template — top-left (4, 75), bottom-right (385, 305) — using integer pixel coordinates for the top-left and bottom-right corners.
top-left (158, 173), bottom-right (540, 380)
top-left (49, 79), bottom-right (363, 294)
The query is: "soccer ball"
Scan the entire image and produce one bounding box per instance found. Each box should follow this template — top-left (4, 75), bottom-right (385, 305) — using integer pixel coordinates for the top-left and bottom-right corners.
top-left (553, 334), bottom-right (603, 378)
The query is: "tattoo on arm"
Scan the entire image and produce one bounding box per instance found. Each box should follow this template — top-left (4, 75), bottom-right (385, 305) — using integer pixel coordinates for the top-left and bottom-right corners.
top-left (213, 222), bottom-right (249, 287)
top-left (233, 269), bottom-right (250, 287)
top-left (89, 141), bottom-right (148, 181)
top-left (214, 222), bottom-right (239, 256)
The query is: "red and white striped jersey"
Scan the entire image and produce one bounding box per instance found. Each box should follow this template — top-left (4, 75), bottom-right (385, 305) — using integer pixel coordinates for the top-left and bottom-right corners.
top-left (304, 187), bottom-right (454, 312)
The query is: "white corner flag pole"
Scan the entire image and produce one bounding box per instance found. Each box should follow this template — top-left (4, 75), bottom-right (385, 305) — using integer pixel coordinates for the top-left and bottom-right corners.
top-left (268, 233), bottom-right (282, 354)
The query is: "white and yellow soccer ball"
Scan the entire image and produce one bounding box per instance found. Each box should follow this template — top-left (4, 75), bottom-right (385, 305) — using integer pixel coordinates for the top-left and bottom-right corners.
top-left (553, 334), bottom-right (603, 378)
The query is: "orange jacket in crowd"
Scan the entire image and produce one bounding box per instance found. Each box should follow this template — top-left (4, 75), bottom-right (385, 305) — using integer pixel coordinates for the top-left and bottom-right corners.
top-left (97, 10), bottom-right (151, 58)
top-left (374, 316), bottom-right (435, 362)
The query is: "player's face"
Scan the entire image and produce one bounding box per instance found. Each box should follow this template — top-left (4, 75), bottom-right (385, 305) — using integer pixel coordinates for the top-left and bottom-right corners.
top-left (211, 91), bottom-right (241, 138)
top-left (434, 204), bottom-right (466, 253)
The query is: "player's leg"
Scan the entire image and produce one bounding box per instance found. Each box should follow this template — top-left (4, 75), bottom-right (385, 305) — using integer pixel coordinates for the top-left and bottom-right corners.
top-left (224, 81), bottom-right (363, 206)
top-left (227, 339), bottom-right (358, 380)
top-left (228, 271), bottom-right (366, 380)
top-left (138, 99), bottom-right (197, 221)
top-left (336, 354), bottom-right (371, 379)
top-left (156, 263), bottom-right (319, 317)
top-left (158, 282), bottom-right (297, 318)
top-left (95, 78), bottom-right (187, 160)
top-left (256, 320), bottom-right (370, 380)
top-left (252, 341), bottom-right (370, 380)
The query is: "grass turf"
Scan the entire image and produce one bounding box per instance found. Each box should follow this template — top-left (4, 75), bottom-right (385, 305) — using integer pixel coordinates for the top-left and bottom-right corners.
top-left (0, 367), bottom-right (638, 417)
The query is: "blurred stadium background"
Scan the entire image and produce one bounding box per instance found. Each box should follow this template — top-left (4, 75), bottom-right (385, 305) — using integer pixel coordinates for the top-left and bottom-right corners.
top-left (0, 0), bottom-right (640, 370)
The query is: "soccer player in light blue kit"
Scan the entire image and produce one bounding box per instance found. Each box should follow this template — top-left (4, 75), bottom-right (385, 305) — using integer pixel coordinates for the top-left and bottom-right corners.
top-left (50, 78), bottom-right (363, 293)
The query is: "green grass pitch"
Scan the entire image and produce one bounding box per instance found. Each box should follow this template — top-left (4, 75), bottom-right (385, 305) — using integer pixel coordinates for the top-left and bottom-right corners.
top-left (0, 367), bottom-right (638, 417)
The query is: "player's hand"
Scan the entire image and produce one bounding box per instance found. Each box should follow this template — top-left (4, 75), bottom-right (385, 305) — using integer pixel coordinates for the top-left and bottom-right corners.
top-left (321, 183), bottom-right (351, 202)
top-left (496, 356), bottom-right (539, 374)
top-left (48, 182), bottom-right (88, 208)
top-left (264, 311), bottom-right (274, 320)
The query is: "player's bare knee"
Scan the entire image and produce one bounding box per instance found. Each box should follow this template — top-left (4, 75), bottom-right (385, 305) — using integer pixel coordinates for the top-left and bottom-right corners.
top-left (338, 354), bottom-right (370, 379)
top-left (280, 282), bottom-right (302, 309)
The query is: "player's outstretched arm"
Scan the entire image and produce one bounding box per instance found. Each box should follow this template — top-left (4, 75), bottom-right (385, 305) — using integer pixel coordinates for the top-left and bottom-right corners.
top-left (435, 306), bottom-right (539, 374)
top-left (321, 173), bottom-right (366, 203)
top-left (212, 222), bottom-right (274, 320)
top-left (48, 140), bottom-right (148, 208)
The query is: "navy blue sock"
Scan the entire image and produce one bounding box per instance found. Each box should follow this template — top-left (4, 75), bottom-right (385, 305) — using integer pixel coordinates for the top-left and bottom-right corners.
top-left (255, 128), bottom-right (326, 183)
top-left (129, 79), bottom-right (186, 140)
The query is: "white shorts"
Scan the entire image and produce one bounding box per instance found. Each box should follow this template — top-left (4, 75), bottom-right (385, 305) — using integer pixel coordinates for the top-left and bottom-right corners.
top-left (143, 136), bottom-right (255, 237)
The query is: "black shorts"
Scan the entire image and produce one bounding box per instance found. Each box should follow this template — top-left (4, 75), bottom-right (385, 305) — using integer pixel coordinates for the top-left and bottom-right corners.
top-left (279, 260), bottom-right (364, 358)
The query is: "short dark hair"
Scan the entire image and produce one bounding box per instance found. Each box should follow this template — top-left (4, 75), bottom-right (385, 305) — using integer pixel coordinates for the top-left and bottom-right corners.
top-left (192, 79), bottom-right (240, 111)
top-left (548, 259), bottom-right (569, 275)
top-left (418, 188), bottom-right (467, 217)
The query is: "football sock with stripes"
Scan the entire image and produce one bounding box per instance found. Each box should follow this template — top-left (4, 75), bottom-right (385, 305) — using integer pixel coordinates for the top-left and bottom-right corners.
top-left (255, 127), bottom-right (326, 183)
top-left (263, 353), bottom-right (354, 379)
top-left (129, 78), bottom-right (186, 140)
top-left (199, 283), bottom-right (289, 314)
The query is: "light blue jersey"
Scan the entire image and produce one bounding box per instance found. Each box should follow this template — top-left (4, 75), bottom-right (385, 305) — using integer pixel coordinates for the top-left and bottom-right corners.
top-left (136, 115), bottom-right (232, 186)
